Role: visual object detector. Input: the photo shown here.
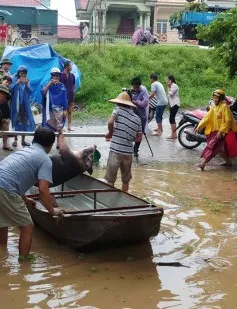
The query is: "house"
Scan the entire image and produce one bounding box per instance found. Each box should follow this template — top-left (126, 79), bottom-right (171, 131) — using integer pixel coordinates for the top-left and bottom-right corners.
top-left (205, 0), bottom-right (236, 10)
top-left (0, 1), bottom-right (57, 45)
top-left (154, 0), bottom-right (186, 43)
top-left (75, 0), bottom-right (156, 38)
top-left (1, 0), bottom-right (51, 7)
top-left (74, 0), bottom-right (187, 42)
top-left (75, 0), bottom-right (237, 43)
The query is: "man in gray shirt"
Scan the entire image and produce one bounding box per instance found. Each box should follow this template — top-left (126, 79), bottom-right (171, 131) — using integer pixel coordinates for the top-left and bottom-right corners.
top-left (0, 127), bottom-right (62, 259)
top-left (149, 73), bottom-right (168, 135)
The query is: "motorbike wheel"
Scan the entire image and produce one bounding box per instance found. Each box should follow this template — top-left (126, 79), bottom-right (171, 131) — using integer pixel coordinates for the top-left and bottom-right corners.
top-left (178, 124), bottom-right (202, 149)
top-left (148, 108), bottom-right (155, 123)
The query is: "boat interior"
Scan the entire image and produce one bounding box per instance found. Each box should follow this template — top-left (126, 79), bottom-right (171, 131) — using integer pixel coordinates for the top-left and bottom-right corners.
top-left (27, 174), bottom-right (154, 214)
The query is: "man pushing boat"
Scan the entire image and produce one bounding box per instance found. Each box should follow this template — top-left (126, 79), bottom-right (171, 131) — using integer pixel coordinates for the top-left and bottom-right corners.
top-left (0, 127), bottom-right (63, 259)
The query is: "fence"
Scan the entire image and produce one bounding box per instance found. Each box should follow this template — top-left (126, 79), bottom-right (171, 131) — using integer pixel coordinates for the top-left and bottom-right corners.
top-left (89, 33), bottom-right (132, 44)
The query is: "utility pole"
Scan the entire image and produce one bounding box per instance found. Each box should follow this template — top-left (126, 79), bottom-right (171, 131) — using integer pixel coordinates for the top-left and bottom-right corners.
top-left (93, 0), bottom-right (106, 52)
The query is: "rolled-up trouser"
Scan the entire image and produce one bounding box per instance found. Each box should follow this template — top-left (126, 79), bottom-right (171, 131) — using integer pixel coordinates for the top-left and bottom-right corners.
top-left (156, 105), bottom-right (166, 124)
top-left (104, 151), bottom-right (132, 184)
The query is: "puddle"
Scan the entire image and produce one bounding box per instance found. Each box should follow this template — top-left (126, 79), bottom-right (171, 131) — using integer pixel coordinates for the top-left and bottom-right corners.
top-left (1, 158), bottom-right (237, 308)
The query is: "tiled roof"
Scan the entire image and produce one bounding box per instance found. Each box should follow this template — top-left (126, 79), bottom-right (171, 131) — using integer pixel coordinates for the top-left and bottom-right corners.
top-left (58, 25), bottom-right (80, 39)
top-left (0, 0), bottom-right (38, 6)
top-left (75, 0), bottom-right (88, 10)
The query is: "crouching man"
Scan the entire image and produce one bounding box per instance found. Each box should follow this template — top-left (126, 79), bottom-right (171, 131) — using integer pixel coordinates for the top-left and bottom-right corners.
top-left (0, 127), bottom-right (63, 259)
top-left (104, 92), bottom-right (142, 192)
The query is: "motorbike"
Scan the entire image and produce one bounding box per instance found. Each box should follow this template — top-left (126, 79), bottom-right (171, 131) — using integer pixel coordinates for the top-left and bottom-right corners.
top-left (176, 96), bottom-right (237, 149)
top-left (176, 110), bottom-right (207, 149)
top-left (148, 97), bottom-right (157, 123)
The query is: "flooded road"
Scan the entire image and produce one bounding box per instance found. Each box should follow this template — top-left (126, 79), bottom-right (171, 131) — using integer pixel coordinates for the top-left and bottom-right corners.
top-left (1, 118), bottom-right (237, 308)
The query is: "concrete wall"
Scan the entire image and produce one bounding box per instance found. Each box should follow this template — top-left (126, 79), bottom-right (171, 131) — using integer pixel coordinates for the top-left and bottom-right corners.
top-left (154, 5), bottom-right (185, 43)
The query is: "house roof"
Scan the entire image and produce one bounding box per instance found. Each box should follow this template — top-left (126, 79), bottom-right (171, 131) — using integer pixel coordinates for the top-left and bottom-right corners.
top-left (75, 0), bottom-right (89, 10)
top-left (0, 0), bottom-right (38, 6)
top-left (58, 25), bottom-right (80, 39)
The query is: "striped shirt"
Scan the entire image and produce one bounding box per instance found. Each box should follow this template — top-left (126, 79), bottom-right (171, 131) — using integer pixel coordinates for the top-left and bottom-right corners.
top-left (110, 106), bottom-right (142, 155)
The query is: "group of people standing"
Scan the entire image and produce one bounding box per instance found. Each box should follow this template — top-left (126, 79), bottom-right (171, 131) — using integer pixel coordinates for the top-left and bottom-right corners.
top-left (104, 72), bottom-right (180, 191)
top-left (0, 58), bottom-right (76, 150)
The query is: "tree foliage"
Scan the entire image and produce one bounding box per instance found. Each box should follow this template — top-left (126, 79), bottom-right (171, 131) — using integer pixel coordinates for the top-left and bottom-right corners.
top-left (169, 2), bottom-right (208, 28)
top-left (197, 9), bottom-right (237, 77)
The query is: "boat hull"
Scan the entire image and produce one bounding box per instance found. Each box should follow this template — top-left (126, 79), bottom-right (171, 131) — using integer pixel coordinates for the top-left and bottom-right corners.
top-left (29, 205), bottom-right (163, 249)
top-left (27, 174), bottom-right (164, 250)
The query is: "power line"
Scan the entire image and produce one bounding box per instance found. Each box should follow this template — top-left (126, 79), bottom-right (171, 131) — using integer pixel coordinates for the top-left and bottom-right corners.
top-left (33, 0), bottom-right (80, 26)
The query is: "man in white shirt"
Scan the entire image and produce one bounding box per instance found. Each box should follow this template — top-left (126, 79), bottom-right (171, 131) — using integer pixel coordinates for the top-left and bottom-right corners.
top-left (149, 73), bottom-right (168, 135)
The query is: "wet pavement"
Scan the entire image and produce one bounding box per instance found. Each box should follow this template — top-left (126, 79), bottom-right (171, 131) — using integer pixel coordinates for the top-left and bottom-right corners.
top-left (0, 113), bottom-right (204, 164)
top-left (1, 115), bottom-right (237, 308)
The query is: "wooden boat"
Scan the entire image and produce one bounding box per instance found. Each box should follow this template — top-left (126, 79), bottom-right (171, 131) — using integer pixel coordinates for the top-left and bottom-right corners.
top-left (26, 174), bottom-right (164, 250)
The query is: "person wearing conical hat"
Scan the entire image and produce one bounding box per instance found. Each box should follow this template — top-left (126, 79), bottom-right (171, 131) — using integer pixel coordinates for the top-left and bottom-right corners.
top-left (42, 67), bottom-right (68, 148)
top-left (104, 91), bottom-right (142, 192)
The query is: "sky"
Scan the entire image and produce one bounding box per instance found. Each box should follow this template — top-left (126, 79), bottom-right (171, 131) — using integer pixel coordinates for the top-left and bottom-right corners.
top-left (51, 0), bottom-right (79, 25)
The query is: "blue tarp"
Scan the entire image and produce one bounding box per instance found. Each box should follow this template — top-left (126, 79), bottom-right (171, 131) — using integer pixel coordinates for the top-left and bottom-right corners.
top-left (2, 44), bottom-right (81, 104)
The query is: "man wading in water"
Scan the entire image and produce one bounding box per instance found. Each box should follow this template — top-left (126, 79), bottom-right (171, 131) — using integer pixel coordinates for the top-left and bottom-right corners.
top-left (104, 92), bottom-right (142, 192)
top-left (0, 127), bottom-right (63, 259)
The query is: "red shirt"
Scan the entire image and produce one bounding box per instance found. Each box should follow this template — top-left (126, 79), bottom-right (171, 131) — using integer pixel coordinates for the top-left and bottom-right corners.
top-left (0, 24), bottom-right (7, 39)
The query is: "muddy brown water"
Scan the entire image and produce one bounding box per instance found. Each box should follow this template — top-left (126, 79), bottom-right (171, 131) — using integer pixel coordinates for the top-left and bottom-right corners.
top-left (1, 162), bottom-right (237, 309)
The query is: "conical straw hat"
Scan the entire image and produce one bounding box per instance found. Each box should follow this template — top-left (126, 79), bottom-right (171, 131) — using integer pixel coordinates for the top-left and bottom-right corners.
top-left (108, 92), bottom-right (136, 107)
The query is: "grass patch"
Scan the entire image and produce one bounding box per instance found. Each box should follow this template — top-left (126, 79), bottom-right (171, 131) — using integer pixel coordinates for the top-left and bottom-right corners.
top-left (54, 43), bottom-right (237, 118)
top-left (3, 44), bottom-right (237, 118)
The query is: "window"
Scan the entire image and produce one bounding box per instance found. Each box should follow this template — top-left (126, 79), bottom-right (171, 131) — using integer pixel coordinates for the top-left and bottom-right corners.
top-left (17, 25), bottom-right (31, 39)
top-left (39, 25), bottom-right (54, 35)
top-left (157, 19), bottom-right (168, 34)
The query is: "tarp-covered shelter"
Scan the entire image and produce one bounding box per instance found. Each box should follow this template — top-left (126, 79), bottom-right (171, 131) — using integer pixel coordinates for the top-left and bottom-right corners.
top-left (2, 44), bottom-right (81, 104)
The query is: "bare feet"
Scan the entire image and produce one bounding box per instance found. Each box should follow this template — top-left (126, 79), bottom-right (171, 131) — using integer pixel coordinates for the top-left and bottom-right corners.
top-left (151, 131), bottom-right (162, 136)
top-left (197, 163), bottom-right (205, 171)
top-left (166, 136), bottom-right (177, 139)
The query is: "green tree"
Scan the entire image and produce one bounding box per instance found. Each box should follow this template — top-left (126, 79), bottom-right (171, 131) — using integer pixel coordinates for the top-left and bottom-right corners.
top-left (197, 9), bottom-right (237, 77)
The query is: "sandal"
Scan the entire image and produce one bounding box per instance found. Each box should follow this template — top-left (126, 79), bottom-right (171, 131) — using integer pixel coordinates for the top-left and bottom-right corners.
top-left (220, 162), bottom-right (232, 167)
top-left (3, 146), bottom-right (13, 151)
top-left (22, 141), bottom-right (31, 147)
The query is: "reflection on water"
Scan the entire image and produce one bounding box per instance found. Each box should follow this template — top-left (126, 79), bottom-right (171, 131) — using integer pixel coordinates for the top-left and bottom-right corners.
top-left (1, 163), bottom-right (237, 308)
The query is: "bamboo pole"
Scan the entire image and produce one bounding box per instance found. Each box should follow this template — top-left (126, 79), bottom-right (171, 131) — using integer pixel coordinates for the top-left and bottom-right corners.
top-left (0, 131), bottom-right (106, 137)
